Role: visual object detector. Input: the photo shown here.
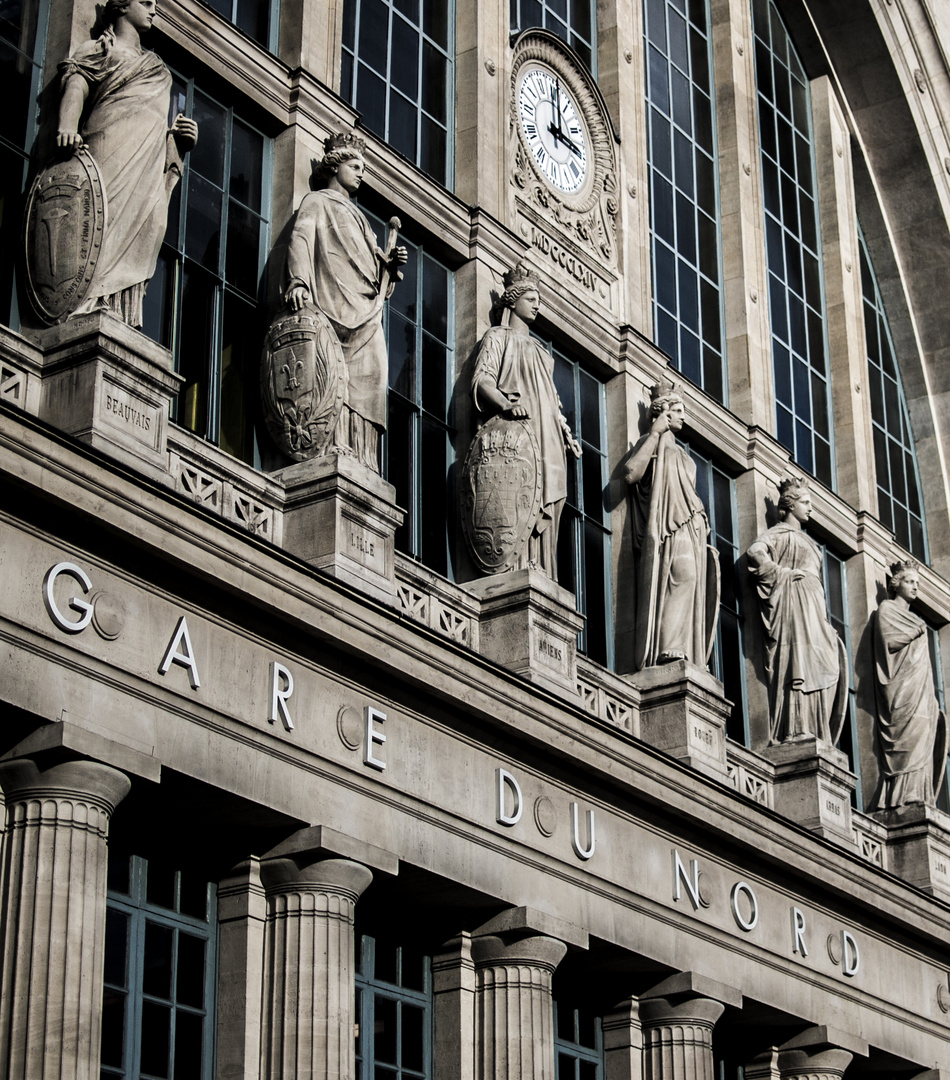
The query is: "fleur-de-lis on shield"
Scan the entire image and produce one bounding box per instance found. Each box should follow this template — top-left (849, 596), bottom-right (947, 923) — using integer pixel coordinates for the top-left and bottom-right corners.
top-left (281, 353), bottom-right (304, 390)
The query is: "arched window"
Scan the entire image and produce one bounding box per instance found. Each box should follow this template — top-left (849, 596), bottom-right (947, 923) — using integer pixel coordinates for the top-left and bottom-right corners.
top-left (644, 0), bottom-right (724, 400)
top-left (753, 0), bottom-right (833, 485)
top-left (510, 0), bottom-right (595, 72)
top-left (859, 232), bottom-right (927, 559)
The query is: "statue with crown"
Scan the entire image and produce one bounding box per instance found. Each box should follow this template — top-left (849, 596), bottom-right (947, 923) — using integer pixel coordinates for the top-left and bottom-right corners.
top-left (261, 131), bottom-right (407, 471)
top-left (461, 262), bottom-right (581, 579)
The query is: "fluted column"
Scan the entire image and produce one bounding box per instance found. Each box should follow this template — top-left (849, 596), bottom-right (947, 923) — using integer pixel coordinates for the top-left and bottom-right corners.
top-left (776, 1026), bottom-right (863, 1080)
top-left (640, 996), bottom-right (724, 1080)
top-left (471, 932), bottom-right (568, 1080)
top-left (259, 855), bottom-right (373, 1080)
top-left (0, 757), bottom-right (131, 1080)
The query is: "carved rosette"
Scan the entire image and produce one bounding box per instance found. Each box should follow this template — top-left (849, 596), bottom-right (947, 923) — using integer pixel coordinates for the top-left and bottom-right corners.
top-left (509, 31), bottom-right (619, 268)
top-left (260, 303), bottom-right (347, 462)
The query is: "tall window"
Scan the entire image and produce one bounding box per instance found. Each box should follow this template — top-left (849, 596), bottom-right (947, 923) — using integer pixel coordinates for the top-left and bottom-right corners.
top-left (371, 211), bottom-right (456, 575)
top-left (545, 342), bottom-right (611, 666)
top-left (201, 0), bottom-right (276, 49)
top-left (687, 447), bottom-right (748, 743)
top-left (355, 934), bottom-right (432, 1080)
top-left (510, 0), bottom-right (595, 71)
top-left (102, 854), bottom-right (217, 1080)
top-left (753, 0), bottom-right (833, 486)
top-left (823, 547), bottom-right (861, 804)
top-left (143, 74), bottom-right (270, 467)
top-left (859, 233), bottom-right (927, 559)
top-left (555, 1002), bottom-right (604, 1079)
top-left (0, 0), bottom-right (48, 326)
top-left (644, 0), bottom-right (724, 400)
top-left (340, 0), bottom-right (454, 186)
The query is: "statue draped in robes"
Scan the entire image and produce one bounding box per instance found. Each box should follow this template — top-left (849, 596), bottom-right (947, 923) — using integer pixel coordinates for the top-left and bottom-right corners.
top-left (280, 132), bottom-right (407, 472)
top-left (622, 380), bottom-right (719, 670)
top-left (874, 560), bottom-right (948, 809)
top-left (464, 262), bottom-right (581, 579)
top-left (47, 0), bottom-right (197, 327)
top-left (747, 477), bottom-right (849, 745)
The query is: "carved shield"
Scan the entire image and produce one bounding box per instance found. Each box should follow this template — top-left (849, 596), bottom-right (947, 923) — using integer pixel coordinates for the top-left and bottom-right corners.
top-left (461, 414), bottom-right (542, 574)
top-left (261, 304), bottom-right (347, 462)
top-left (24, 149), bottom-right (106, 324)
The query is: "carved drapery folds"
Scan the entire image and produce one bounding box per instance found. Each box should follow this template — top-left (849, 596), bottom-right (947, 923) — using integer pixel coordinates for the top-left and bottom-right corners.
top-left (471, 932), bottom-right (567, 1080)
top-left (0, 757), bottom-right (130, 1079)
top-left (259, 855), bottom-right (372, 1080)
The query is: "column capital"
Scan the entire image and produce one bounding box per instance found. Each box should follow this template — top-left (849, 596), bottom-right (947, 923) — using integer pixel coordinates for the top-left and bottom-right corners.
top-left (259, 855), bottom-right (373, 900)
top-left (471, 933), bottom-right (568, 973)
top-left (776, 1025), bottom-right (867, 1080)
top-left (639, 969), bottom-right (741, 1026)
top-left (0, 756), bottom-right (131, 813)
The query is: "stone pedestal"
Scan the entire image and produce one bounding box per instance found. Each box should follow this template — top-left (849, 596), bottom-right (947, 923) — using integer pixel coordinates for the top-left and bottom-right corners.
top-left (875, 802), bottom-right (950, 901)
top-left (629, 661), bottom-right (731, 780)
top-left (278, 455), bottom-right (405, 605)
top-left (775, 1026), bottom-right (867, 1080)
top-left (639, 972), bottom-right (740, 1080)
top-left (471, 931), bottom-right (568, 1080)
top-left (26, 311), bottom-right (183, 481)
top-left (762, 737), bottom-right (857, 845)
top-left (466, 569), bottom-right (584, 695)
top-left (0, 757), bottom-right (131, 1080)
top-left (258, 854), bottom-right (372, 1080)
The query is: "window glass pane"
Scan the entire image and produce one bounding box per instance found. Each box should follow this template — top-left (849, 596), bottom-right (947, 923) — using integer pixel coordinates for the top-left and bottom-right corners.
top-left (230, 121), bottom-right (263, 212)
top-left (140, 1001), bottom-right (171, 1078)
top-left (174, 1011), bottom-right (204, 1078)
top-left (374, 995), bottom-right (398, 1063)
top-left (143, 922), bottom-right (174, 999)
top-left (754, 0), bottom-right (832, 485)
top-left (645, 0), bottom-right (723, 400)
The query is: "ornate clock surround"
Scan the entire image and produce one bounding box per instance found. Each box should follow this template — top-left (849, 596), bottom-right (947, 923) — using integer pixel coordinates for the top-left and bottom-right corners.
top-left (509, 31), bottom-right (619, 276)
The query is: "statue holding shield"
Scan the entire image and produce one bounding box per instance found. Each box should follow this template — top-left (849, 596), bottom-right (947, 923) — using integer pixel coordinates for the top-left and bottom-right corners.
top-left (25, 0), bottom-right (197, 326)
top-left (461, 263), bottom-right (581, 580)
top-left (261, 132), bottom-right (407, 472)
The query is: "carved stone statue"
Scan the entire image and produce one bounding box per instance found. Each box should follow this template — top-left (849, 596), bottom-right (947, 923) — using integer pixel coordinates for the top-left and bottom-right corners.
top-left (461, 263), bottom-right (581, 579)
top-left (622, 381), bottom-right (719, 670)
top-left (747, 477), bottom-right (849, 745)
top-left (26, 0), bottom-right (197, 326)
top-left (874, 560), bottom-right (948, 809)
top-left (261, 132), bottom-right (407, 472)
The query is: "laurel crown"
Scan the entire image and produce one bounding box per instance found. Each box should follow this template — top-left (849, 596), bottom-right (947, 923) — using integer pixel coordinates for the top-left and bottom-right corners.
top-left (503, 262), bottom-right (540, 292)
top-left (323, 131), bottom-right (366, 157)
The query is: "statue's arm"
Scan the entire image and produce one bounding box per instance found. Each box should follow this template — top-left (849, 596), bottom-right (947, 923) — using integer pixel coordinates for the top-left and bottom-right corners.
top-left (56, 74), bottom-right (89, 150)
top-left (284, 197), bottom-right (319, 310)
top-left (473, 334), bottom-right (524, 417)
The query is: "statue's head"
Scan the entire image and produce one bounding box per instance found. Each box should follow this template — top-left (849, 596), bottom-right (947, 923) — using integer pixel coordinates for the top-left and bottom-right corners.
top-left (102, 0), bottom-right (134, 24)
top-left (649, 377), bottom-right (683, 418)
top-left (494, 262), bottom-right (541, 323)
top-left (311, 132), bottom-right (366, 188)
top-left (776, 476), bottom-right (812, 522)
top-left (886, 558), bottom-right (920, 599)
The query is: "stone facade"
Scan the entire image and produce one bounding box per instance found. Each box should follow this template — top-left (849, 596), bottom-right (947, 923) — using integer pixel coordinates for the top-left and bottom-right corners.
top-left (1, 0), bottom-right (950, 1077)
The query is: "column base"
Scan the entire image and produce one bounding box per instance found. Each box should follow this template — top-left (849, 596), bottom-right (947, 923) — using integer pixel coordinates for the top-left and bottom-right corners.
top-left (465, 569), bottom-right (584, 695)
top-left (277, 454), bottom-right (405, 605)
top-left (26, 311), bottom-right (183, 482)
top-left (873, 802), bottom-right (950, 901)
top-left (628, 660), bottom-right (731, 780)
top-left (762, 737), bottom-right (857, 845)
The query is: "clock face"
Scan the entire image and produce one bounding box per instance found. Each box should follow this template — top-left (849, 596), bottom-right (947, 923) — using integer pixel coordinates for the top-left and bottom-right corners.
top-left (517, 66), bottom-right (589, 195)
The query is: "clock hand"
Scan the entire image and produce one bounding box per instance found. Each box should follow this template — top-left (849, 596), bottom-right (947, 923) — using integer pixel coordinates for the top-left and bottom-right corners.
top-left (549, 123), bottom-right (583, 157)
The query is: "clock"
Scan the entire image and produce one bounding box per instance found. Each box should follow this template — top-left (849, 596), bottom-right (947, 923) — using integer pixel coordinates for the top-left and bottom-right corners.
top-left (516, 65), bottom-right (589, 195)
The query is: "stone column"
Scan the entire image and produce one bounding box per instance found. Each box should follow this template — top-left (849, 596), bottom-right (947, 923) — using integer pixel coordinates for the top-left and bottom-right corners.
top-left (0, 757), bottom-right (131, 1080)
top-left (471, 932), bottom-right (568, 1080)
top-left (639, 973), bottom-right (740, 1080)
top-left (775, 1026), bottom-right (866, 1080)
top-left (259, 855), bottom-right (372, 1080)
top-left (432, 933), bottom-right (477, 1080)
top-left (603, 997), bottom-right (643, 1080)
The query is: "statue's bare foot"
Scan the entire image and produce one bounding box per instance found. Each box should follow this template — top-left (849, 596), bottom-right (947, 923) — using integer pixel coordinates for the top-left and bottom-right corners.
top-left (656, 650), bottom-right (686, 664)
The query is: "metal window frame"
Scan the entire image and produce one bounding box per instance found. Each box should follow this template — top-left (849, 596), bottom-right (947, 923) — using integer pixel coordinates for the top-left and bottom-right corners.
top-left (644, 0), bottom-right (727, 402)
top-left (102, 855), bottom-right (218, 1080)
top-left (821, 546), bottom-right (861, 806)
top-left (553, 1002), bottom-right (605, 1079)
top-left (509, 0), bottom-right (597, 74)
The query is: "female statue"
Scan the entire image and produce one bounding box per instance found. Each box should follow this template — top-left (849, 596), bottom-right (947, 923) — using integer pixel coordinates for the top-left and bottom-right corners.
top-left (874, 560), bottom-right (947, 808)
top-left (747, 477), bottom-right (848, 744)
top-left (622, 380), bottom-right (719, 670)
top-left (466, 262), bottom-right (581, 579)
top-left (55, 0), bottom-right (197, 326)
top-left (283, 132), bottom-right (407, 471)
